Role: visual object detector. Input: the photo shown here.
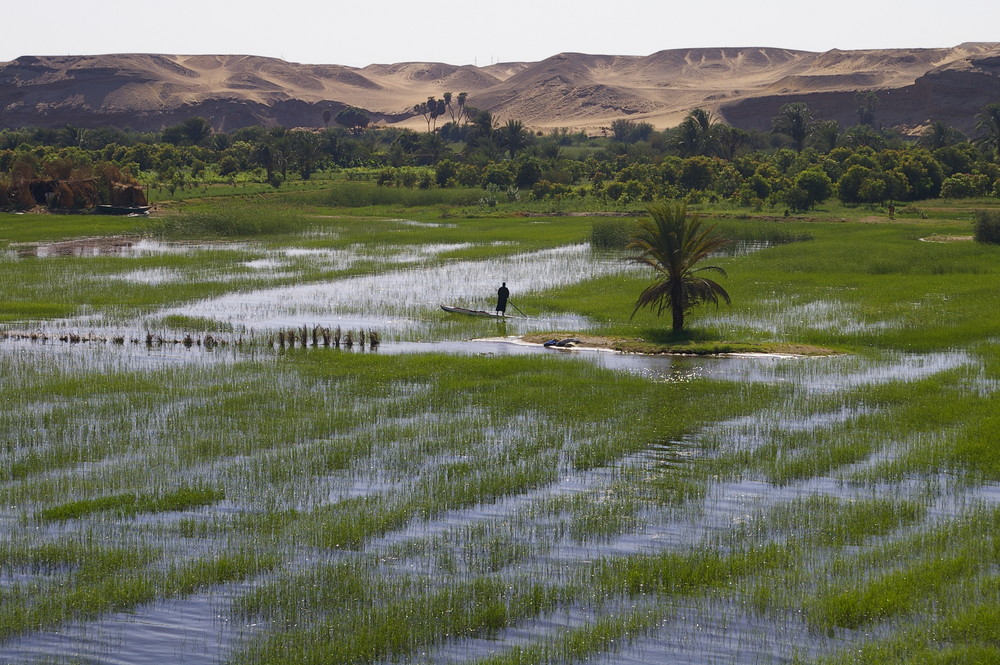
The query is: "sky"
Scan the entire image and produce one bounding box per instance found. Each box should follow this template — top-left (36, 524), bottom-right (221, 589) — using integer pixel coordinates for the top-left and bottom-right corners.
top-left (3, 0), bottom-right (998, 67)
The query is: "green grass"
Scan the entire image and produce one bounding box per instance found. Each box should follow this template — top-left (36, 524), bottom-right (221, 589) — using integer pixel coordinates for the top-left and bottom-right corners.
top-left (39, 485), bottom-right (224, 522)
top-left (4, 193), bottom-right (1000, 663)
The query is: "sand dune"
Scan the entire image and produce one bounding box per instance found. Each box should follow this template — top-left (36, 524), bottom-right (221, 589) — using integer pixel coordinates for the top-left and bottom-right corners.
top-left (1, 43), bottom-right (998, 134)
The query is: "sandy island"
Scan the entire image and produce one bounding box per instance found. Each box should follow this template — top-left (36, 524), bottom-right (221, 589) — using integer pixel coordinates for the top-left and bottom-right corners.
top-left (515, 333), bottom-right (840, 357)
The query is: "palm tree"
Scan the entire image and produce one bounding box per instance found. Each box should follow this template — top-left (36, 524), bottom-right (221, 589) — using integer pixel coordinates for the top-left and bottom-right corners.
top-left (974, 103), bottom-right (1000, 157)
top-left (292, 131), bottom-right (322, 180)
top-left (456, 92), bottom-right (468, 125)
top-left (810, 120), bottom-right (841, 152)
top-left (673, 108), bottom-right (717, 157)
top-left (771, 102), bottom-right (815, 152)
top-left (627, 202), bottom-right (732, 331)
top-left (917, 121), bottom-right (964, 150)
top-left (499, 119), bottom-right (529, 158)
top-left (179, 117), bottom-right (213, 146)
top-left (713, 124), bottom-right (751, 159)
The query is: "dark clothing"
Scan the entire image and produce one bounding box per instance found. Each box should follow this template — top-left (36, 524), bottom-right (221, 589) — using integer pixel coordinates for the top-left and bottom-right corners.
top-left (496, 285), bottom-right (510, 314)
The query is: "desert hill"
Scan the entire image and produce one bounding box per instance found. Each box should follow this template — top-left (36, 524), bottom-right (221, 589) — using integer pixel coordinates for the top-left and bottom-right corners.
top-left (1, 44), bottom-right (999, 135)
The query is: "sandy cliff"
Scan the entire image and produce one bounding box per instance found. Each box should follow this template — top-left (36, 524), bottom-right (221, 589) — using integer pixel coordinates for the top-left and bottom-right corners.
top-left (1, 44), bottom-right (998, 134)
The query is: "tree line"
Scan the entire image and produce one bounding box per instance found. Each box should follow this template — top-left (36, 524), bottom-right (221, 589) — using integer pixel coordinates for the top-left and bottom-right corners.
top-left (1, 98), bottom-right (999, 211)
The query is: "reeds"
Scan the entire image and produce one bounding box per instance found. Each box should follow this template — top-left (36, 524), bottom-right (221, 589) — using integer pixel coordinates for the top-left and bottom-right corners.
top-left (0, 328), bottom-right (239, 348)
top-left (271, 326), bottom-right (380, 350)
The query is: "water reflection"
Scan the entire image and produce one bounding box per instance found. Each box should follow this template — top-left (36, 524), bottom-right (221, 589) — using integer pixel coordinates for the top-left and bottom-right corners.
top-left (153, 244), bottom-right (635, 334)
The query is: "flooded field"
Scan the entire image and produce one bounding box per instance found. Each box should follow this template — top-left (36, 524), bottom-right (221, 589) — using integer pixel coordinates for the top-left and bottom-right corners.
top-left (3, 213), bottom-right (1000, 665)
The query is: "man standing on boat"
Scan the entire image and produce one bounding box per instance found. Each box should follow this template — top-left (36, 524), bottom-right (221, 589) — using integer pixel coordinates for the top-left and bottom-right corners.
top-left (496, 282), bottom-right (510, 317)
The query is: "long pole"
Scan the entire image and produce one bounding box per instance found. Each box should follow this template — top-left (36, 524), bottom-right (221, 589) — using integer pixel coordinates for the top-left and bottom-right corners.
top-left (508, 301), bottom-right (528, 318)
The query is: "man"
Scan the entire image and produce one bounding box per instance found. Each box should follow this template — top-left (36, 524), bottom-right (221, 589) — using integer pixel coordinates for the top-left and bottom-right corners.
top-left (496, 282), bottom-right (510, 316)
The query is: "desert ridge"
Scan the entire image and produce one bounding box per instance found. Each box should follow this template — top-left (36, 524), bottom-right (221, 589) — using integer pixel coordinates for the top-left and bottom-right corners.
top-left (1, 43), bottom-right (998, 133)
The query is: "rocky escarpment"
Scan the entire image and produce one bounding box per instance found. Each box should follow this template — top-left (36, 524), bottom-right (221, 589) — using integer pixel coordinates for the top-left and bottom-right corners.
top-left (1, 44), bottom-right (998, 134)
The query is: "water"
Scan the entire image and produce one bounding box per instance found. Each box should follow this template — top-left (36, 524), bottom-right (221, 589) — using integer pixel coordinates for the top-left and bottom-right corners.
top-left (1, 588), bottom-right (249, 665)
top-left (152, 244), bottom-right (634, 334)
top-left (2, 238), bottom-right (994, 665)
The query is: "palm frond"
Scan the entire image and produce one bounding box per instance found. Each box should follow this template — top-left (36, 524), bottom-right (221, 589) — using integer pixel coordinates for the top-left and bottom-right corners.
top-left (626, 202), bottom-right (732, 329)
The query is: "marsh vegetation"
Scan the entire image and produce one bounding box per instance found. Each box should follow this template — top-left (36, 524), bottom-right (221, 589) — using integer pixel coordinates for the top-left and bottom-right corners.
top-left (2, 188), bottom-right (1000, 664)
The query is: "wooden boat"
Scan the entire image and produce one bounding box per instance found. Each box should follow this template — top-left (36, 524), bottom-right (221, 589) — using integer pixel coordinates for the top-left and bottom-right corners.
top-left (94, 205), bottom-right (152, 216)
top-left (440, 305), bottom-right (506, 318)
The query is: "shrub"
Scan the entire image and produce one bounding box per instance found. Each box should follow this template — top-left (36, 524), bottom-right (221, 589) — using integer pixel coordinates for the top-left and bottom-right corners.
top-left (590, 218), bottom-right (639, 250)
top-left (973, 210), bottom-right (1000, 244)
top-left (941, 173), bottom-right (991, 199)
top-left (480, 162), bottom-right (514, 189)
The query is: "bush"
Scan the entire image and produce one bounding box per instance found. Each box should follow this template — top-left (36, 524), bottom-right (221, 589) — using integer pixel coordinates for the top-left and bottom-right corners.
top-left (973, 210), bottom-right (1000, 244)
top-left (590, 218), bottom-right (639, 250)
top-left (325, 182), bottom-right (478, 207)
top-left (941, 174), bottom-right (991, 199)
top-left (152, 206), bottom-right (298, 237)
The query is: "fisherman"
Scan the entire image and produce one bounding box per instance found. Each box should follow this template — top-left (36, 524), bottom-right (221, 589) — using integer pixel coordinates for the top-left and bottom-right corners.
top-left (496, 282), bottom-right (510, 316)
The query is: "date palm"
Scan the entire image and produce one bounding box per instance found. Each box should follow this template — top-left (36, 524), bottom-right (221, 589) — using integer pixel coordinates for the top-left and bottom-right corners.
top-left (627, 202), bottom-right (731, 331)
top-left (673, 108), bottom-right (717, 157)
top-left (772, 102), bottom-right (815, 152)
top-left (499, 119), bottom-right (529, 158)
top-left (975, 103), bottom-right (1000, 157)
top-left (917, 121), bottom-right (964, 150)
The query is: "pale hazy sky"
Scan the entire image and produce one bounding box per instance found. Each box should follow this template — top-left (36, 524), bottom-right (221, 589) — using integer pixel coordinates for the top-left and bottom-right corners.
top-left (3, 0), bottom-right (997, 67)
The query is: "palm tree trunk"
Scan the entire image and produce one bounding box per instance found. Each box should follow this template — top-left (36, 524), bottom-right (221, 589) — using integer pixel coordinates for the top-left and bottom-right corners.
top-left (672, 305), bottom-right (684, 331)
top-left (671, 276), bottom-right (685, 331)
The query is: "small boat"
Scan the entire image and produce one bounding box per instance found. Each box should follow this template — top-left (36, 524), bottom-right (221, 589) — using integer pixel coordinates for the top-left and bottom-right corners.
top-left (440, 305), bottom-right (506, 318)
top-left (543, 338), bottom-right (580, 348)
top-left (95, 205), bottom-right (152, 216)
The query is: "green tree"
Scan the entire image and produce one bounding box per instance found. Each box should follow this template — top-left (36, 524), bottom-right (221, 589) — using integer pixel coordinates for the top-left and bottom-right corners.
top-left (414, 97), bottom-right (446, 132)
top-left (610, 119), bottom-right (654, 144)
top-left (417, 132), bottom-right (448, 165)
top-left (917, 121), bottom-right (964, 150)
top-left (771, 103), bottom-right (815, 152)
top-left (836, 164), bottom-right (872, 204)
top-left (515, 157), bottom-right (543, 188)
top-left (335, 107), bottom-right (371, 135)
top-left (456, 92), bottom-right (469, 125)
top-left (974, 103), bottom-right (1000, 157)
top-left (895, 150), bottom-right (944, 199)
top-left (162, 117), bottom-right (213, 147)
top-left (253, 128), bottom-right (290, 185)
top-left (679, 156), bottom-right (718, 191)
top-left (59, 125), bottom-right (87, 148)
top-left (855, 91), bottom-right (879, 127)
top-left (811, 120), bottom-right (841, 152)
top-left (292, 131), bottom-right (323, 179)
top-left (844, 125), bottom-right (886, 150)
top-left (793, 168), bottom-right (833, 209)
top-left (713, 124), bottom-right (752, 159)
top-left (673, 108), bottom-right (717, 157)
top-left (480, 161), bottom-right (514, 188)
top-left (626, 202), bottom-right (732, 331)
top-left (499, 119), bottom-right (529, 159)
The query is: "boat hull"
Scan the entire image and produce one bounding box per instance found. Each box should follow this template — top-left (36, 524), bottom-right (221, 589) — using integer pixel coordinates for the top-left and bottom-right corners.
top-left (440, 305), bottom-right (506, 318)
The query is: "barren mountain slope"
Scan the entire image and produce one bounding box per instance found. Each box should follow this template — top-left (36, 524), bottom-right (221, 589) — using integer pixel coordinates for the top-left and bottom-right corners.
top-left (1, 44), bottom-right (998, 133)
top-left (476, 44), bottom-right (1000, 132)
